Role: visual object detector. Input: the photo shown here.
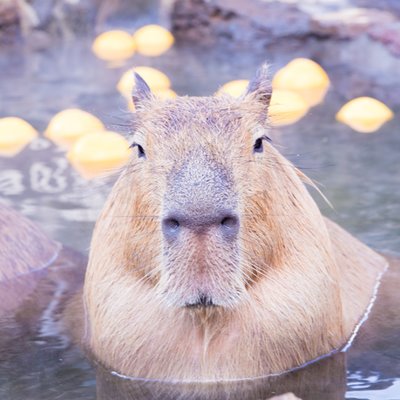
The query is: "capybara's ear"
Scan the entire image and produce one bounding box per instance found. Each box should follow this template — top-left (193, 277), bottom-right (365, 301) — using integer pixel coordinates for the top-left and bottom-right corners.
top-left (245, 63), bottom-right (272, 107)
top-left (132, 72), bottom-right (153, 108)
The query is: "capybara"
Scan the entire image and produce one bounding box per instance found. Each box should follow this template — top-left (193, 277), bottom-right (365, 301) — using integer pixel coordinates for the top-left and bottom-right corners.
top-left (82, 65), bottom-right (387, 381)
top-left (0, 203), bottom-right (61, 313)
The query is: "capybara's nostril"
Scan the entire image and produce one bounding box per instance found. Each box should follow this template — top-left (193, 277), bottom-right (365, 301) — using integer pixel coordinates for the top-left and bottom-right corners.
top-left (221, 215), bottom-right (238, 229)
top-left (220, 214), bottom-right (239, 238)
top-left (162, 217), bottom-right (181, 241)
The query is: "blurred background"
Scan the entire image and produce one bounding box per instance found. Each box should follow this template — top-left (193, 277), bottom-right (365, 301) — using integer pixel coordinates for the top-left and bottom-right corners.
top-left (0, 2), bottom-right (400, 397)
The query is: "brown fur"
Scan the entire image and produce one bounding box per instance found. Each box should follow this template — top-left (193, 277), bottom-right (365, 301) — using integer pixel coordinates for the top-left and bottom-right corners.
top-left (0, 203), bottom-right (61, 281)
top-left (83, 67), bottom-right (387, 381)
top-left (0, 203), bottom-right (61, 312)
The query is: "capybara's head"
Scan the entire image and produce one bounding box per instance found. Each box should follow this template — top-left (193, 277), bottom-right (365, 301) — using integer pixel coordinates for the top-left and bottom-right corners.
top-left (91, 65), bottom-right (314, 310)
top-left (86, 65), bottom-right (336, 311)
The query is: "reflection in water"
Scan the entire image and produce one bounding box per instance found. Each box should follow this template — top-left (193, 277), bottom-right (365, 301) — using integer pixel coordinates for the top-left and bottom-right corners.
top-left (345, 264), bottom-right (400, 398)
top-left (0, 248), bottom-right (94, 400)
top-left (0, 170), bottom-right (24, 196)
top-left (347, 373), bottom-right (400, 400)
top-left (30, 157), bottom-right (69, 194)
top-left (96, 354), bottom-right (346, 400)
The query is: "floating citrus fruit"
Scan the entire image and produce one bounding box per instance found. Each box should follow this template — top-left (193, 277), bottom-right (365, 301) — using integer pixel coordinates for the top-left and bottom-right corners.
top-left (92, 30), bottom-right (136, 62)
top-left (0, 117), bottom-right (38, 157)
top-left (269, 90), bottom-right (310, 126)
top-left (45, 109), bottom-right (105, 148)
top-left (156, 88), bottom-right (177, 99)
top-left (133, 25), bottom-right (174, 57)
top-left (117, 66), bottom-right (171, 98)
top-left (273, 58), bottom-right (330, 107)
top-left (67, 131), bottom-right (132, 179)
top-left (218, 80), bottom-right (249, 98)
top-left (336, 97), bottom-right (394, 133)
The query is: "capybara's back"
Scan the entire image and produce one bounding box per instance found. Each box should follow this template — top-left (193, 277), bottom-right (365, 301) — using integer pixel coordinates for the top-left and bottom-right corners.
top-left (0, 203), bottom-right (60, 282)
top-left (0, 203), bottom-right (60, 312)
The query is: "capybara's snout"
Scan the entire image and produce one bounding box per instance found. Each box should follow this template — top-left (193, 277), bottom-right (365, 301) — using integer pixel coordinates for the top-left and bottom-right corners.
top-left (162, 149), bottom-right (239, 243)
top-left (162, 209), bottom-right (239, 242)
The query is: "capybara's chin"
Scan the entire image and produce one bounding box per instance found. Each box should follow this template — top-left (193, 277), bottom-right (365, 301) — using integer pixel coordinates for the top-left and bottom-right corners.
top-left (83, 65), bottom-right (387, 381)
top-left (158, 236), bottom-right (244, 309)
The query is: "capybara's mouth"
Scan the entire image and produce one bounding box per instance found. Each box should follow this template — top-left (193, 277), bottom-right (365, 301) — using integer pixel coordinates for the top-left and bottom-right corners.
top-left (184, 294), bottom-right (217, 309)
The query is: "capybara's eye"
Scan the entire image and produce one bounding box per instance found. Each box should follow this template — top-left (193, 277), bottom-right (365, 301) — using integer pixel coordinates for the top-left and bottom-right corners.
top-left (131, 143), bottom-right (146, 158)
top-left (253, 135), bottom-right (272, 154)
top-left (253, 138), bottom-right (264, 153)
top-left (137, 145), bottom-right (145, 158)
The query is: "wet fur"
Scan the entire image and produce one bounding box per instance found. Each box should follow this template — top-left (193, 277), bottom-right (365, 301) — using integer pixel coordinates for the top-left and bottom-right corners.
top-left (84, 68), bottom-right (387, 381)
top-left (0, 204), bottom-right (60, 282)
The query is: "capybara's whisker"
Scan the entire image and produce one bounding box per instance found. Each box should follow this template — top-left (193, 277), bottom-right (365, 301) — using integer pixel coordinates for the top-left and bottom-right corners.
top-left (102, 215), bottom-right (161, 219)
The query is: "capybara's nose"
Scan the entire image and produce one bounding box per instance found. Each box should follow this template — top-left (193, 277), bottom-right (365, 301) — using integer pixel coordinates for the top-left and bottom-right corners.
top-left (162, 210), bottom-right (239, 241)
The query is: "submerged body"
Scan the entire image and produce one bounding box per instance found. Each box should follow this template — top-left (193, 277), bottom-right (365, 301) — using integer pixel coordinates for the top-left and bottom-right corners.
top-left (83, 67), bottom-right (387, 381)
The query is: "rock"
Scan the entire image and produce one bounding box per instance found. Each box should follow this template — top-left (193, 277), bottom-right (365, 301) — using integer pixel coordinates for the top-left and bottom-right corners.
top-left (311, 8), bottom-right (396, 39)
top-left (0, 0), bottom-right (99, 42)
top-left (172, 0), bottom-right (400, 45)
top-left (353, 0), bottom-right (400, 17)
top-left (0, 0), bottom-right (19, 42)
top-left (169, 0), bottom-right (400, 107)
top-left (0, 0), bottom-right (18, 27)
top-left (26, 29), bottom-right (53, 51)
top-left (368, 21), bottom-right (400, 56)
top-left (30, 0), bottom-right (98, 37)
top-left (171, 0), bottom-right (311, 48)
top-left (17, 0), bottom-right (162, 39)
